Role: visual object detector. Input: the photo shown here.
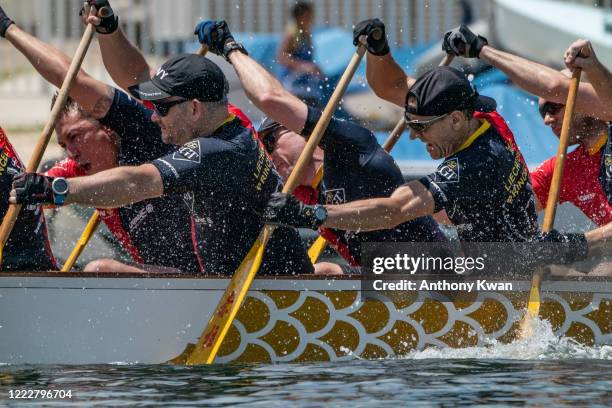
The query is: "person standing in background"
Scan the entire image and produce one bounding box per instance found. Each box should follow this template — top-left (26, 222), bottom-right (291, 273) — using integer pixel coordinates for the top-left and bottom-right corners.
top-left (277, 1), bottom-right (324, 108)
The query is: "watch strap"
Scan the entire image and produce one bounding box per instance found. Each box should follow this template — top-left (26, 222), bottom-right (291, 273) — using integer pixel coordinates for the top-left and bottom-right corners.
top-left (223, 41), bottom-right (248, 62)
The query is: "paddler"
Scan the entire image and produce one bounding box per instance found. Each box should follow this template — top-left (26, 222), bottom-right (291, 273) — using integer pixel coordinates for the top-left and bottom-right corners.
top-left (0, 127), bottom-right (56, 271)
top-left (443, 26), bottom-right (612, 228)
top-left (194, 19), bottom-right (446, 274)
top-left (262, 19), bottom-right (607, 272)
top-left (0, 2), bottom-right (202, 273)
top-left (10, 51), bottom-right (314, 276)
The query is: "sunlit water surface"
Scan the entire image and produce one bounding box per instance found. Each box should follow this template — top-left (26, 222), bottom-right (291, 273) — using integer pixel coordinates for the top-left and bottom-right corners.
top-left (1, 320), bottom-right (610, 407)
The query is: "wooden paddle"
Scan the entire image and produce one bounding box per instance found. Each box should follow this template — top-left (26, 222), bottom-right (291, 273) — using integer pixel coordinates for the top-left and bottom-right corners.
top-left (0, 18), bottom-right (105, 266)
top-left (176, 33), bottom-right (376, 366)
top-left (61, 210), bottom-right (101, 272)
top-left (520, 48), bottom-right (588, 337)
top-left (307, 54), bottom-right (455, 264)
top-left (61, 44), bottom-right (210, 272)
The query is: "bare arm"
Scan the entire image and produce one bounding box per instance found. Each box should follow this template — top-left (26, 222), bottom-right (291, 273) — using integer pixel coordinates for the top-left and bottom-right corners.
top-left (98, 29), bottom-right (152, 90)
top-left (479, 45), bottom-right (611, 120)
top-left (584, 221), bottom-right (612, 259)
top-left (4, 24), bottom-right (113, 118)
top-left (83, 5), bottom-right (152, 91)
top-left (365, 53), bottom-right (415, 107)
top-left (228, 49), bottom-right (308, 133)
top-left (65, 164), bottom-right (163, 208)
top-left (564, 39), bottom-right (612, 113)
top-left (322, 180), bottom-right (435, 231)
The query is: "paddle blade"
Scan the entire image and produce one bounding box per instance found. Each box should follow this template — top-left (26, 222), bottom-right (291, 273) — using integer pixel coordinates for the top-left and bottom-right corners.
top-left (520, 268), bottom-right (544, 337)
top-left (308, 235), bottom-right (327, 264)
top-left (184, 227), bottom-right (271, 365)
top-left (167, 343), bottom-right (195, 365)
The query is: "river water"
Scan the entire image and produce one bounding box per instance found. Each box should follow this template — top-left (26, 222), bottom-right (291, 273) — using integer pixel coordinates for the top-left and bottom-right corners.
top-left (1, 320), bottom-right (610, 407)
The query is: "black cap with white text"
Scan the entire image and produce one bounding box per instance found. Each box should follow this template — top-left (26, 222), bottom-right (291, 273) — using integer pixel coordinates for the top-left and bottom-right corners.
top-left (128, 54), bottom-right (228, 102)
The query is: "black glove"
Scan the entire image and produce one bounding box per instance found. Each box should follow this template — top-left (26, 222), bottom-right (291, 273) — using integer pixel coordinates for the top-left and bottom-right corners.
top-left (518, 229), bottom-right (589, 267)
top-left (194, 20), bottom-right (236, 59)
top-left (442, 24), bottom-right (488, 58)
top-left (263, 192), bottom-right (327, 230)
top-left (12, 173), bottom-right (55, 205)
top-left (353, 18), bottom-right (389, 56)
top-left (0, 5), bottom-right (14, 37)
top-left (80, 0), bottom-right (119, 34)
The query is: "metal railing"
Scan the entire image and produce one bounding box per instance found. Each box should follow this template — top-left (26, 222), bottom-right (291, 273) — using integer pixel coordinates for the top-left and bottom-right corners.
top-left (1, 0), bottom-right (609, 98)
top-left (0, 0), bottom-right (486, 97)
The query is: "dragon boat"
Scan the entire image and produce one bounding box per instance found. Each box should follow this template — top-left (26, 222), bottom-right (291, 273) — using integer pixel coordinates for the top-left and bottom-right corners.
top-left (0, 272), bottom-right (609, 364)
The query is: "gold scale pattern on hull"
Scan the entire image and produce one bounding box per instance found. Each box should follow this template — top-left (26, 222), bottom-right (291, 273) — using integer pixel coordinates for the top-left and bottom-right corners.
top-left (214, 290), bottom-right (611, 363)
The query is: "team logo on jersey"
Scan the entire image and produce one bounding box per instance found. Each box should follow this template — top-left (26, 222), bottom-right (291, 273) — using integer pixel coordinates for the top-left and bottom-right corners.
top-left (173, 140), bottom-right (201, 163)
top-left (436, 158), bottom-right (460, 183)
top-left (0, 152), bottom-right (8, 176)
top-left (605, 154), bottom-right (612, 179)
top-left (183, 191), bottom-right (195, 212)
top-left (579, 193), bottom-right (595, 202)
top-left (129, 203), bottom-right (154, 231)
top-left (324, 188), bottom-right (346, 204)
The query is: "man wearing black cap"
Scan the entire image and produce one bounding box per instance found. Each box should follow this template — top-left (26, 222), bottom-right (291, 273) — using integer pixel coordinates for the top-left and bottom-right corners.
top-left (265, 63), bottom-right (540, 242)
top-left (262, 19), bottom-right (611, 270)
top-left (11, 53), bottom-right (313, 276)
top-left (0, 3), bottom-right (205, 273)
top-left (194, 20), bottom-right (445, 273)
top-left (262, 19), bottom-right (540, 242)
top-left (442, 26), bottom-right (612, 230)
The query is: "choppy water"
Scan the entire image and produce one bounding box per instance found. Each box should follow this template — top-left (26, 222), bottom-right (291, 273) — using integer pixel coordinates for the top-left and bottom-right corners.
top-left (1, 320), bottom-right (610, 407)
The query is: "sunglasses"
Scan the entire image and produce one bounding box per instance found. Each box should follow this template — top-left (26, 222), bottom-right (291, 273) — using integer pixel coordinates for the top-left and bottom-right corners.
top-left (404, 112), bottom-right (449, 132)
top-left (152, 99), bottom-right (189, 117)
top-left (538, 101), bottom-right (564, 119)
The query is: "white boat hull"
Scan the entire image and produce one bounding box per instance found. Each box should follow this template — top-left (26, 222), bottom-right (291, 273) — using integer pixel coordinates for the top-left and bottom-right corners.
top-left (0, 274), bottom-right (609, 364)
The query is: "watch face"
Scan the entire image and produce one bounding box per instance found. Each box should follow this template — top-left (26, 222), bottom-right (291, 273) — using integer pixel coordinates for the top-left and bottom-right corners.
top-left (52, 178), bottom-right (69, 195)
top-left (314, 205), bottom-right (327, 221)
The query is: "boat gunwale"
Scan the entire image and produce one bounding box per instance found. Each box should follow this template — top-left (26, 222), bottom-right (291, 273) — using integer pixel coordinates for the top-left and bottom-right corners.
top-left (1, 271), bottom-right (610, 283)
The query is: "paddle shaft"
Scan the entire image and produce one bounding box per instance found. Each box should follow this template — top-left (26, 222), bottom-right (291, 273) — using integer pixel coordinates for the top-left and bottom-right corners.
top-left (61, 210), bottom-right (101, 272)
top-left (541, 69), bottom-right (583, 231)
top-left (196, 45), bottom-right (208, 56)
top-left (0, 23), bottom-right (96, 264)
top-left (308, 53), bottom-right (455, 263)
top-left (184, 36), bottom-right (374, 365)
top-left (523, 51), bottom-right (586, 324)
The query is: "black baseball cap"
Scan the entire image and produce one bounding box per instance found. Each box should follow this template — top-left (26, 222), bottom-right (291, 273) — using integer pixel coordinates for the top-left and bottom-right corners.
top-left (129, 54), bottom-right (228, 102)
top-left (258, 117), bottom-right (283, 136)
top-left (406, 66), bottom-right (496, 116)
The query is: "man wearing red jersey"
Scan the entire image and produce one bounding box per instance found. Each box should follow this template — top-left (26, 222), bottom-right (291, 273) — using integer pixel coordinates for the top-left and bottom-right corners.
top-left (443, 26), bottom-right (612, 228)
top-left (0, 127), bottom-right (56, 271)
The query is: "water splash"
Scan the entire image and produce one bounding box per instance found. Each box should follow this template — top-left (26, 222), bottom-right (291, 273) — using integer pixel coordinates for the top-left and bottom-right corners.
top-left (403, 318), bottom-right (611, 360)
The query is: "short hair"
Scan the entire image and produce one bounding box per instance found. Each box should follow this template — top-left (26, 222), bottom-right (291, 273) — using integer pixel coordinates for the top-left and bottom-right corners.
top-left (50, 92), bottom-right (88, 121)
top-left (49, 92), bottom-right (119, 146)
top-left (291, 1), bottom-right (313, 20)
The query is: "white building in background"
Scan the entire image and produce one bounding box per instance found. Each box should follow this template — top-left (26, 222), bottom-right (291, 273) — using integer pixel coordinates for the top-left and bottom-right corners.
top-left (0, 0), bottom-right (610, 97)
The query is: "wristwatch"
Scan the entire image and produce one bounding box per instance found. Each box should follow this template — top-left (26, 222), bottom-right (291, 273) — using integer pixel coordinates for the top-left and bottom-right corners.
top-left (223, 41), bottom-right (248, 62)
top-left (51, 177), bottom-right (69, 206)
top-left (313, 204), bottom-right (328, 226)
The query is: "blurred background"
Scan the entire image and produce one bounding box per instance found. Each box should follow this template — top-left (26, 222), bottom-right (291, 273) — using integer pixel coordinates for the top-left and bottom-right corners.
top-left (0, 0), bottom-right (610, 266)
